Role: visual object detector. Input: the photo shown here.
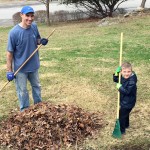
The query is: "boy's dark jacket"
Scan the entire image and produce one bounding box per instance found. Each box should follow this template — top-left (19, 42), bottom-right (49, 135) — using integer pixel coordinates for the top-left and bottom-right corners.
top-left (113, 73), bottom-right (137, 109)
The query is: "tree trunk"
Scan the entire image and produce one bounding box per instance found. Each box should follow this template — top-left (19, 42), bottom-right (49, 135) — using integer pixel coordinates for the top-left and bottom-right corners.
top-left (107, 5), bottom-right (114, 17)
top-left (46, 0), bottom-right (50, 26)
top-left (140, 0), bottom-right (146, 8)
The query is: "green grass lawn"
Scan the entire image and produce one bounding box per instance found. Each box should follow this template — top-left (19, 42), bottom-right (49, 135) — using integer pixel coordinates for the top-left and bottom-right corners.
top-left (0, 15), bottom-right (150, 149)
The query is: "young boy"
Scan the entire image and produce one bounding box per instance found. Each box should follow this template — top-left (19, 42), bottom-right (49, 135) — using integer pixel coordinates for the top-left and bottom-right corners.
top-left (113, 62), bottom-right (137, 134)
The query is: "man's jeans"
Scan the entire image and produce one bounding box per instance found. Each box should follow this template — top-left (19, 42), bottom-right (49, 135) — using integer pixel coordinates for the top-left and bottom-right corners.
top-left (15, 70), bottom-right (42, 111)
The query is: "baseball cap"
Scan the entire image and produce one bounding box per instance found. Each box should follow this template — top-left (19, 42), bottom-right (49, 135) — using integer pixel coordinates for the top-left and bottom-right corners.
top-left (21, 6), bottom-right (34, 14)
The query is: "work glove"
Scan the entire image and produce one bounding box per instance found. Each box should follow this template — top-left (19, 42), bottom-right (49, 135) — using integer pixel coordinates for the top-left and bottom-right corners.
top-left (40, 38), bottom-right (48, 46)
top-left (6, 72), bottom-right (14, 81)
top-left (116, 83), bottom-right (122, 89)
top-left (115, 66), bottom-right (121, 76)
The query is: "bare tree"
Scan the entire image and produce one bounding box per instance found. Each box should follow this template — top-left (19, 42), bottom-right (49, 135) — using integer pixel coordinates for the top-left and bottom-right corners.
top-left (63, 0), bottom-right (128, 18)
top-left (37, 0), bottom-right (50, 26)
top-left (140, 0), bottom-right (147, 8)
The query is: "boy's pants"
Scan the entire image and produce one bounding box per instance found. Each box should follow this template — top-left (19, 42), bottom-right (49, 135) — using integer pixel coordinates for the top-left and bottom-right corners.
top-left (119, 107), bottom-right (132, 134)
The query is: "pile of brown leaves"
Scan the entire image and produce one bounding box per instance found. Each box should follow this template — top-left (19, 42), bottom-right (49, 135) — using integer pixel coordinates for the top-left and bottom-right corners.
top-left (0, 102), bottom-right (104, 149)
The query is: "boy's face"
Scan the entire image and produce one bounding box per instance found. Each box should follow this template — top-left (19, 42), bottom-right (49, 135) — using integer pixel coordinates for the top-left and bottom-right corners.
top-left (121, 67), bottom-right (132, 79)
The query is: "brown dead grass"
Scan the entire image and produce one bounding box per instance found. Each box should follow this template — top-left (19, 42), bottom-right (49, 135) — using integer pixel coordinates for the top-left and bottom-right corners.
top-left (40, 60), bottom-right (58, 67)
top-left (41, 74), bottom-right (108, 112)
top-left (0, 65), bottom-right (6, 71)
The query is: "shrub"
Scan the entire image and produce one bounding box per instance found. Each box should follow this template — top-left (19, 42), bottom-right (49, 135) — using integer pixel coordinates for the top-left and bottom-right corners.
top-left (34, 10), bottom-right (47, 23)
top-left (12, 12), bottom-right (21, 25)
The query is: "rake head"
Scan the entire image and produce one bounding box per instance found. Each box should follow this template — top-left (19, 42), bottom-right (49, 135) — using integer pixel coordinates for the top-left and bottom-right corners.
top-left (112, 119), bottom-right (122, 138)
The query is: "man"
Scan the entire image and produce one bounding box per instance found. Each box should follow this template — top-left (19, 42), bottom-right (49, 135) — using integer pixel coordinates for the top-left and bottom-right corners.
top-left (6, 6), bottom-right (48, 111)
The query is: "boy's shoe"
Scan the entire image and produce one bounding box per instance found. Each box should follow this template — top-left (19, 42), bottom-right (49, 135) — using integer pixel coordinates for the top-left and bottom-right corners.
top-left (121, 131), bottom-right (126, 135)
top-left (121, 132), bottom-right (126, 139)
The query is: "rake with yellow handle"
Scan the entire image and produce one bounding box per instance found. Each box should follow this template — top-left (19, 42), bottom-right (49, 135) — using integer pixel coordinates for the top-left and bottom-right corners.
top-left (0, 29), bottom-right (56, 92)
top-left (112, 32), bottom-right (123, 138)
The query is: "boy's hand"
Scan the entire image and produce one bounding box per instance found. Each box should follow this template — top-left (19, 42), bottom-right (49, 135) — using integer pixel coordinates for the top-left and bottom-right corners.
top-left (116, 83), bottom-right (122, 89)
top-left (115, 66), bottom-right (121, 76)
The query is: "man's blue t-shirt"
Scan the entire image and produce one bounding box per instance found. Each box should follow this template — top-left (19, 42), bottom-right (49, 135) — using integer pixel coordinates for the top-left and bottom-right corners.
top-left (7, 23), bottom-right (41, 72)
